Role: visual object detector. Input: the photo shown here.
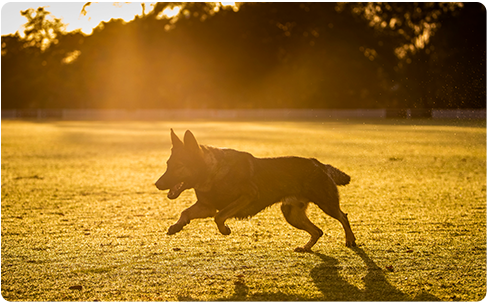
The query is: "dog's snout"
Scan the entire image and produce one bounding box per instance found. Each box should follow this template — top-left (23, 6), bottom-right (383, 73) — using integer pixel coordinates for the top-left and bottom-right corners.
top-left (155, 178), bottom-right (162, 190)
top-left (155, 181), bottom-right (164, 190)
top-left (155, 175), bottom-right (168, 191)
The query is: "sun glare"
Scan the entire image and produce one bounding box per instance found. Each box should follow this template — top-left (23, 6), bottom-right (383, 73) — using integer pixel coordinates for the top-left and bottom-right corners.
top-left (61, 50), bottom-right (81, 64)
top-left (3, 2), bottom-right (158, 36)
top-left (157, 6), bottom-right (182, 20)
top-left (221, 2), bottom-right (240, 12)
top-left (158, 6), bottom-right (181, 19)
top-left (3, 2), bottom-right (241, 37)
top-left (75, 2), bottom-right (157, 35)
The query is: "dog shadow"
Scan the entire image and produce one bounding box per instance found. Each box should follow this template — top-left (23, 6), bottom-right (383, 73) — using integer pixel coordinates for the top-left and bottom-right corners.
top-left (221, 246), bottom-right (440, 301)
top-left (311, 247), bottom-right (441, 301)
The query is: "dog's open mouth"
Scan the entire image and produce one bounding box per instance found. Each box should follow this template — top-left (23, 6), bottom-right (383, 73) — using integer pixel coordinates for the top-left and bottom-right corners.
top-left (168, 181), bottom-right (185, 199)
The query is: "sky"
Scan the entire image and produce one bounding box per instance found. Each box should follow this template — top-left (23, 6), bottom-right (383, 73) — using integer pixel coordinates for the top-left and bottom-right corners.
top-left (1, 2), bottom-right (159, 36)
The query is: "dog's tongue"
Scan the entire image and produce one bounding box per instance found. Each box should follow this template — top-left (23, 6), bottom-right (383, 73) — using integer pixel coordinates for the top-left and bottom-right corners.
top-left (168, 182), bottom-right (185, 199)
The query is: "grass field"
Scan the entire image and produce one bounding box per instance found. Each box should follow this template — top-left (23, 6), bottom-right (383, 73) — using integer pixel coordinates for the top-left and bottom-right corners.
top-left (1, 119), bottom-right (486, 301)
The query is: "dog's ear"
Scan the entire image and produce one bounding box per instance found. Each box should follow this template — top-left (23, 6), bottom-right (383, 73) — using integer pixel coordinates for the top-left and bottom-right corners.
top-left (184, 130), bottom-right (201, 154)
top-left (170, 129), bottom-right (184, 149)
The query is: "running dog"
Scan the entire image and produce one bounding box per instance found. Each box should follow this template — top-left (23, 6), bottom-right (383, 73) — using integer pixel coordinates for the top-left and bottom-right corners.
top-left (155, 129), bottom-right (356, 252)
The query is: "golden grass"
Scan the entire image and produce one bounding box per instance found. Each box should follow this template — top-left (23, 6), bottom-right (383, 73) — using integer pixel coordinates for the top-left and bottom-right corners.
top-left (1, 119), bottom-right (486, 301)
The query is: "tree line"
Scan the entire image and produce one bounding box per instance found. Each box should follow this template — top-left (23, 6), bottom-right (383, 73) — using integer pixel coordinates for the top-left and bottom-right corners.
top-left (1, 2), bottom-right (486, 110)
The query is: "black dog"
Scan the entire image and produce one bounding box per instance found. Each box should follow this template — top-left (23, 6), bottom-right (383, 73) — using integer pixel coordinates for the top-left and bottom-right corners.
top-left (156, 129), bottom-right (356, 252)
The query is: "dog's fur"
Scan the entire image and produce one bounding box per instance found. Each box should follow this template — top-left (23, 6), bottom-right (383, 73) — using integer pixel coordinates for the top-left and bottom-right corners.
top-left (155, 129), bottom-right (356, 252)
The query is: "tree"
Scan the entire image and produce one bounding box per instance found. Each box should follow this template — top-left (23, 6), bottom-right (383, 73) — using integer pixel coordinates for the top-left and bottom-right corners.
top-left (20, 7), bottom-right (66, 51)
top-left (1, 2), bottom-right (485, 110)
top-left (336, 2), bottom-right (485, 108)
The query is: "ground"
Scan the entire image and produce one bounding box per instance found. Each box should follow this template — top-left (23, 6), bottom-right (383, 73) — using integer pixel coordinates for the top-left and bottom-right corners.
top-left (1, 119), bottom-right (486, 301)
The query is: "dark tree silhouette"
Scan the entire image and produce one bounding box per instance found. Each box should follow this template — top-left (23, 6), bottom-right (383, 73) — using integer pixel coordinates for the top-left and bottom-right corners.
top-left (1, 3), bottom-right (485, 110)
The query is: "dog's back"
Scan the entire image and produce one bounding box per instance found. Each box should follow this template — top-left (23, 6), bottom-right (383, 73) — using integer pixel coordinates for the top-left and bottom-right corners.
top-left (214, 155), bottom-right (348, 218)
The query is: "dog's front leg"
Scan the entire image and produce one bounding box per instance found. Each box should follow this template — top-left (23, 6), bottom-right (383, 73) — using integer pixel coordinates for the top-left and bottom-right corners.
top-left (214, 194), bottom-right (256, 235)
top-left (168, 201), bottom-right (216, 235)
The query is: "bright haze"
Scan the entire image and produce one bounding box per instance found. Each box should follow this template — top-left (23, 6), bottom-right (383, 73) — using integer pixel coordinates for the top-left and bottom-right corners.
top-left (1, 2), bottom-right (160, 36)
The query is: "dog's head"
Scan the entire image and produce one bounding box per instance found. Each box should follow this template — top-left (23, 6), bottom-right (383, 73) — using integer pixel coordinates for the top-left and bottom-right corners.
top-left (155, 129), bottom-right (206, 199)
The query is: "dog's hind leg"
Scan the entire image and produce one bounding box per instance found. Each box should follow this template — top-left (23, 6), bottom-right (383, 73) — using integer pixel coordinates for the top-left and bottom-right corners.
top-left (281, 197), bottom-right (323, 252)
top-left (168, 201), bottom-right (216, 235)
top-left (315, 196), bottom-right (356, 247)
top-left (328, 209), bottom-right (356, 247)
top-left (308, 174), bottom-right (357, 247)
top-left (339, 212), bottom-right (356, 247)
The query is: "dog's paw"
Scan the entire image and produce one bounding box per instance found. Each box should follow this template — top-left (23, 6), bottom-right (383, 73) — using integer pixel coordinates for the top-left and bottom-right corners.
top-left (218, 225), bottom-right (231, 235)
top-left (167, 224), bottom-right (183, 235)
top-left (346, 240), bottom-right (357, 247)
top-left (294, 247), bottom-right (313, 253)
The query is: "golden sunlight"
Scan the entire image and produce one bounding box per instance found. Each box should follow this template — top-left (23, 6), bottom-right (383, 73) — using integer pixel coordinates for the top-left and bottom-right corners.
top-left (220, 2), bottom-right (240, 12)
top-left (156, 6), bottom-right (181, 20)
top-left (76, 2), bottom-right (157, 35)
top-left (62, 50), bottom-right (81, 64)
top-left (2, 2), bottom-right (158, 36)
top-left (2, 2), bottom-right (242, 37)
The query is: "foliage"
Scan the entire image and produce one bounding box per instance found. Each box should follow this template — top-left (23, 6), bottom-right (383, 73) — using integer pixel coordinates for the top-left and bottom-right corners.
top-left (337, 3), bottom-right (464, 60)
top-left (20, 7), bottom-right (66, 51)
top-left (1, 119), bottom-right (486, 301)
top-left (1, 3), bottom-right (486, 109)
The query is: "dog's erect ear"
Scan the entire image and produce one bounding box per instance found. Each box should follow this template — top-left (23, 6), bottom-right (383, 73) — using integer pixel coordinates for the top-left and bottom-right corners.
top-left (170, 129), bottom-right (184, 149)
top-left (183, 130), bottom-right (201, 154)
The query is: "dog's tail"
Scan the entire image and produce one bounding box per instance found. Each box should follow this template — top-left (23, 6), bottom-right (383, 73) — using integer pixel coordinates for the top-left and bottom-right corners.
top-left (317, 163), bottom-right (351, 186)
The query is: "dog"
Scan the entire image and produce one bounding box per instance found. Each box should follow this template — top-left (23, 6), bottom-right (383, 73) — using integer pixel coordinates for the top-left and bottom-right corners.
top-left (155, 129), bottom-right (356, 252)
